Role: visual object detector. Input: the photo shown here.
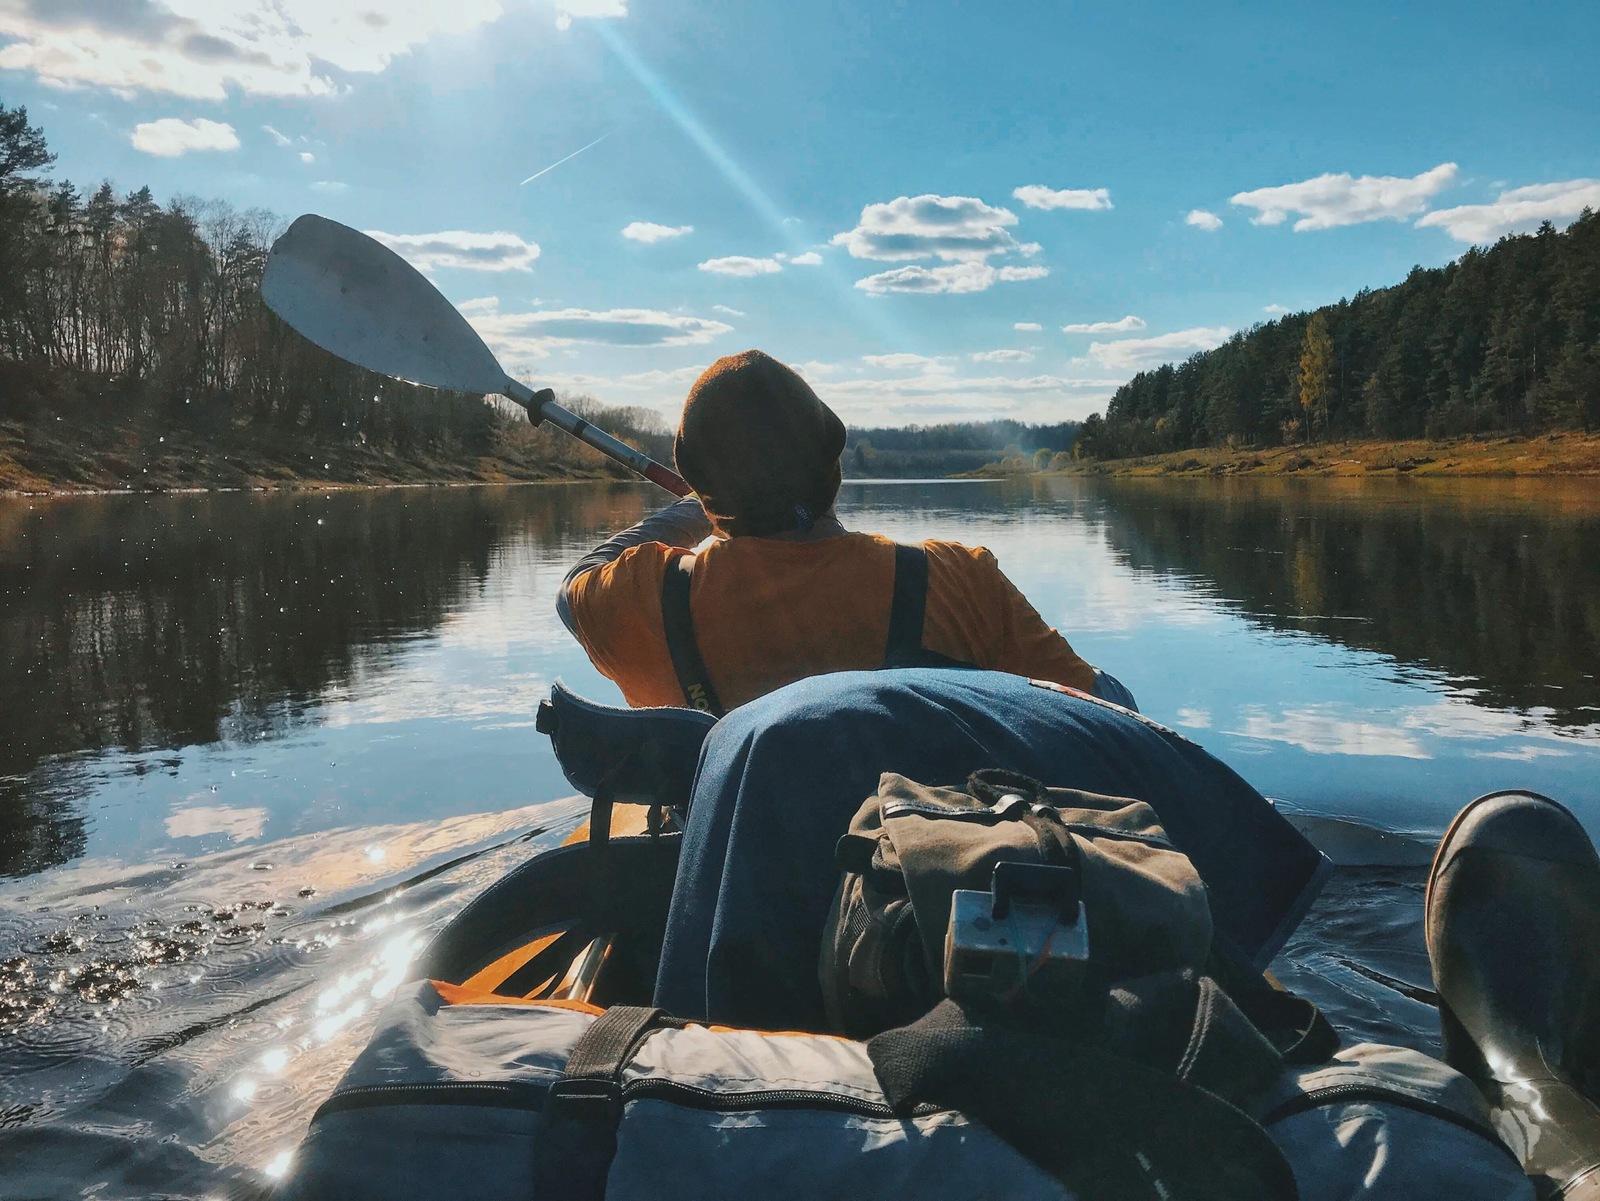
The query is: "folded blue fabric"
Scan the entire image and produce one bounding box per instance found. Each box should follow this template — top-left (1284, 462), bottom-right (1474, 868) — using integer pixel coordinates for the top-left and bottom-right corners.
top-left (654, 668), bottom-right (1330, 1031)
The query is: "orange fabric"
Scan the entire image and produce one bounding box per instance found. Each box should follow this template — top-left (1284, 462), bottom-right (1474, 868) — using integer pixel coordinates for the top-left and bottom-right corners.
top-left (458, 931), bottom-right (566, 995)
top-left (567, 532), bottom-right (1097, 710)
top-left (430, 980), bottom-right (605, 1013)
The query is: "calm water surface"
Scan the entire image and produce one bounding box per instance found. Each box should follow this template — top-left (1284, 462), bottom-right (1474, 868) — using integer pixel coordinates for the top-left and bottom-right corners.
top-left (2, 477), bottom-right (1597, 1197)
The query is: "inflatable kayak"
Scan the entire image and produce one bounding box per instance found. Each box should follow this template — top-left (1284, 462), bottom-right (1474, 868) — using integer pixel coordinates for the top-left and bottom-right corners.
top-left (276, 671), bottom-right (1510, 1201)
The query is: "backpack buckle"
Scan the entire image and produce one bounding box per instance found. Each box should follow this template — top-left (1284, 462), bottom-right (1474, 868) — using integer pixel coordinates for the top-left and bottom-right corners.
top-left (944, 861), bottom-right (1091, 1003)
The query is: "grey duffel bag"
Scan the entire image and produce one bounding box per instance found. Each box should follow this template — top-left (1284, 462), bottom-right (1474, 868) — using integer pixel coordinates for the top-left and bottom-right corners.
top-left (278, 981), bottom-right (1073, 1201)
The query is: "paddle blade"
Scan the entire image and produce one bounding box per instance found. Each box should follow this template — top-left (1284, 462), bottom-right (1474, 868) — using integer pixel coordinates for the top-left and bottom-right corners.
top-left (262, 214), bottom-right (509, 395)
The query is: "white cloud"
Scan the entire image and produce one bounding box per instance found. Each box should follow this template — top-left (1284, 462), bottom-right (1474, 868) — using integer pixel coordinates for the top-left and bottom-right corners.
top-left (1185, 209), bottom-right (1223, 231)
top-left (262, 124), bottom-right (292, 147)
top-left (697, 255), bottom-right (782, 277)
top-left (1230, 705), bottom-right (1431, 759)
top-left (711, 304), bottom-right (745, 317)
top-left (298, 150), bottom-right (314, 163)
top-left (457, 296), bottom-right (500, 315)
top-left (366, 230), bottom-right (541, 273)
top-left (832, 194), bottom-right (1025, 263)
top-left (1263, 303), bottom-right (1288, 315)
top-left (1417, 179), bottom-right (1600, 243)
top-left (0, 1), bottom-right (625, 99)
top-left (786, 251), bottom-right (823, 266)
top-left (862, 353), bottom-right (951, 372)
top-left (130, 116), bottom-right (239, 157)
top-left (854, 262), bottom-right (1049, 295)
top-left (165, 804), bottom-right (267, 842)
top-left (1012, 185), bottom-right (1112, 211)
top-left (310, 180), bottom-right (348, 193)
top-left (1014, 321), bottom-right (1042, 332)
top-left (1082, 326), bottom-right (1233, 372)
top-left (1230, 163), bottom-right (1458, 231)
top-left (621, 221), bottom-right (693, 243)
top-left (971, 349), bottom-right (1034, 363)
top-left (1062, 315), bottom-right (1146, 335)
top-left (470, 306), bottom-right (732, 364)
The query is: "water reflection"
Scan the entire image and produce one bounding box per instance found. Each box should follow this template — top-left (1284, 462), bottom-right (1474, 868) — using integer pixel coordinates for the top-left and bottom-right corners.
top-left (0, 485), bottom-right (652, 877)
top-left (1069, 476), bottom-right (1600, 729)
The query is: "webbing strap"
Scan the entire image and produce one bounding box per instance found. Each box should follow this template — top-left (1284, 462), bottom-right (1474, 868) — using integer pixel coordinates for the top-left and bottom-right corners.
top-left (559, 1004), bottom-right (667, 1091)
top-left (660, 554), bottom-right (725, 717)
top-left (884, 543), bottom-right (929, 664)
top-left (540, 1005), bottom-right (671, 1201)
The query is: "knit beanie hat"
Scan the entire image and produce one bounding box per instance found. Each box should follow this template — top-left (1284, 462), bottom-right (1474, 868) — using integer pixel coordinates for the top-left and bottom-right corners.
top-left (674, 350), bottom-right (847, 538)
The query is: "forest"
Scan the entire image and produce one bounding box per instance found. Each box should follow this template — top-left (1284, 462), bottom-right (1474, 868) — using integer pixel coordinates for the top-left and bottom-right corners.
top-left (844, 419), bottom-right (1080, 477)
top-left (0, 102), bottom-right (678, 489)
top-left (1076, 209), bottom-right (1600, 460)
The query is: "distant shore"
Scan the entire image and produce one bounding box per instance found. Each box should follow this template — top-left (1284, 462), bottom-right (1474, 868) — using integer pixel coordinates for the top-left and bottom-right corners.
top-left (1032, 432), bottom-right (1600, 479)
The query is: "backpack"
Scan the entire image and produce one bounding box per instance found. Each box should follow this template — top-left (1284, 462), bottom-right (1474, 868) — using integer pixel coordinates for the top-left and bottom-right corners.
top-left (820, 768), bottom-right (1334, 1199)
top-left (821, 767), bottom-right (1219, 1034)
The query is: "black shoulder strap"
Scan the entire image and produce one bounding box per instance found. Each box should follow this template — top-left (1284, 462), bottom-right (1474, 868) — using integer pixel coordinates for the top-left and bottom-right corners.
top-left (884, 543), bottom-right (929, 665)
top-left (660, 553), bottom-right (725, 717)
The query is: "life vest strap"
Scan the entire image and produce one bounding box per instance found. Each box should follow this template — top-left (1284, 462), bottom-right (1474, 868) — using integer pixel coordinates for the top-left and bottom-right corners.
top-left (661, 552), bottom-right (725, 717)
top-left (660, 543), bottom-right (951, 718)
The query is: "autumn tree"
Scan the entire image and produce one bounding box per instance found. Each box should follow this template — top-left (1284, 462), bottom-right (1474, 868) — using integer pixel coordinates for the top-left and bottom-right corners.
top-left (1298, 312), bottom-right (1333, 441)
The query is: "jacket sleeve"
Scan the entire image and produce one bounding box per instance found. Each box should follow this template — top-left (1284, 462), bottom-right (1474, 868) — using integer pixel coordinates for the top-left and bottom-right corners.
top-left (556, 496), bottom-right (713, 638)
top-left (932, 545), bottom-right (1101, 695)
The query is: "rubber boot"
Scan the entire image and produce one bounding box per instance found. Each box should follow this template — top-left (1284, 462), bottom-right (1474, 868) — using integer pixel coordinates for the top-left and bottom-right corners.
top-left (1426, 790), bottom-right (1600, 1199)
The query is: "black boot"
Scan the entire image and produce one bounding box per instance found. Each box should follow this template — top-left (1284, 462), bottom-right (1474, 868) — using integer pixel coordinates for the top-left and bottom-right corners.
top-left (1427, 790), bottom-right (1600, 1199)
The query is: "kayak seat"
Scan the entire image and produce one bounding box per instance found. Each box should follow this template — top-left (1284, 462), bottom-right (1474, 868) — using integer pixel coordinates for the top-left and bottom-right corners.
top-left (415, 833), bottom-right (681, 1008)
top-left (536, 680), bottom-right (715, 815)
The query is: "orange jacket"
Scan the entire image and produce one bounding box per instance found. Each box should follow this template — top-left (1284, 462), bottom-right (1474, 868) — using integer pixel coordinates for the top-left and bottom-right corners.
top-left (564, 525), bottom-right (1097, 711)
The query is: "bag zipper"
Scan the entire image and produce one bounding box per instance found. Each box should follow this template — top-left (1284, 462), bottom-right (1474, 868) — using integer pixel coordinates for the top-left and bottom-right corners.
top-left (621, 1078), bottom-right (936, 1118)
top-left (314, 1079), bottom-right (556, 1119)
top-left (1261, 1082), bottom-right (1516, 1161)
top-left (881, 800), bottom-right (1178, 850)
top-left (313, 1076), bottom-right (936, 1123)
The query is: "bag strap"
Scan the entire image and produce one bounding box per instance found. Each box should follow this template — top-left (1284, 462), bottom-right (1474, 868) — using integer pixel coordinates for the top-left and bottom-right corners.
top-left (541, 1005), bottom-right (677, 1201)
top-left (660, 553), bottom-right (725, 717)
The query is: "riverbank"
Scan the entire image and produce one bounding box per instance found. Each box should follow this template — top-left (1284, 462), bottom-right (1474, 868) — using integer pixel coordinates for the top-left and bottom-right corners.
top-left (1039, 432), bottom-right (1600, 478)
top-left (0, 408), bottom-right (620, 495)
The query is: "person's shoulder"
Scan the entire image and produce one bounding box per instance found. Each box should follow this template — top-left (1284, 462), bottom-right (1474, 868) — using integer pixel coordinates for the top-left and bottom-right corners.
top-left (919, 539), bottom-right (999, 569)
top-left (574, 539), bottom-right (675, 599)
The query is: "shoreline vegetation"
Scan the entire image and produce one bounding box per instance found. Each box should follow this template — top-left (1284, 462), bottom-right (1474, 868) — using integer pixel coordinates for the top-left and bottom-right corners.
top-left (0, 102), bottom-right (1084, 498)
top-left (1073, 212), bottom-right (1599, 464)
top-left (971, 431), bottom-right (1600, 479)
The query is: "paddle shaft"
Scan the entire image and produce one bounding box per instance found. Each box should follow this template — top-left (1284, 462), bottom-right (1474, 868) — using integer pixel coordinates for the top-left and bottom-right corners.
top-left (505, 379), bottom-right (691, 497)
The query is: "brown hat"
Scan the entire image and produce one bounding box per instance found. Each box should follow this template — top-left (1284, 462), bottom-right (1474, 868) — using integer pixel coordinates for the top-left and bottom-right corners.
top-left (674, 350), bottom-right (847, 537)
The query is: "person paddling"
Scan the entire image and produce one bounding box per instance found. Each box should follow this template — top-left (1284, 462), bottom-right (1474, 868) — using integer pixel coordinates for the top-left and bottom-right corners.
top-left (557, 349), bottom-right (1135, 715)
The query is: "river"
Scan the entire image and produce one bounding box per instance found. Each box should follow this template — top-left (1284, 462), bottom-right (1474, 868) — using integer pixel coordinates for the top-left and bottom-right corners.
top-left (2, 476), bottom-right (1597, 1198)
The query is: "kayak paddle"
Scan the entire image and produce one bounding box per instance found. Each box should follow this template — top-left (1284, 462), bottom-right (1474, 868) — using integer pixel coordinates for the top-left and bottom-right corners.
top-left (261, 213), bottom-right (691, 497)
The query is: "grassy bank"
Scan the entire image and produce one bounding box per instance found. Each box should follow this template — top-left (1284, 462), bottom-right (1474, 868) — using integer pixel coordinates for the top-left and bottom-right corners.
top-left (0, 409), bottom-right (621, 494)
top-left (0, 363), bottom-right (644, 494)
top-left (1048, 432), bottom-right (1600, 479)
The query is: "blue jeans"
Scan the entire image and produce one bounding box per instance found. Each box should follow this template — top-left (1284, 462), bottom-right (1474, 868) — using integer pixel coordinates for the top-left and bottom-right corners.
top-left (654, 668), bottom-right (1330, 1030)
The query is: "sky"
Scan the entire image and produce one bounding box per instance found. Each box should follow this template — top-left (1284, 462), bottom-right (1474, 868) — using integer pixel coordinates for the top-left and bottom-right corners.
top-left (1, 0), bottom-right (1597, 427)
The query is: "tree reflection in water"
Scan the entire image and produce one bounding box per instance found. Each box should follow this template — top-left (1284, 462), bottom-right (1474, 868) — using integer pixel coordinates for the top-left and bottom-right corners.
top-left (0, 484), bottom-right (651, 877)
top-left (1071, 476), bottom-right (1600, 730)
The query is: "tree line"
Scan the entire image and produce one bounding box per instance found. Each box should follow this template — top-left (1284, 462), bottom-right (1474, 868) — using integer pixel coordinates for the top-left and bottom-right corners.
top-left (1076, 209), bottom-right (1600, 460)
top-left (845, 419), bottom-right (1080, 476)
top-left (0, 102), bottom-right (668, 479)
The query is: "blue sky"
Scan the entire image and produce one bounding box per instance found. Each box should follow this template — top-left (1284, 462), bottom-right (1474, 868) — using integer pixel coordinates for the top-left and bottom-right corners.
top-left (2, 0), bottom-right (1596, 426)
